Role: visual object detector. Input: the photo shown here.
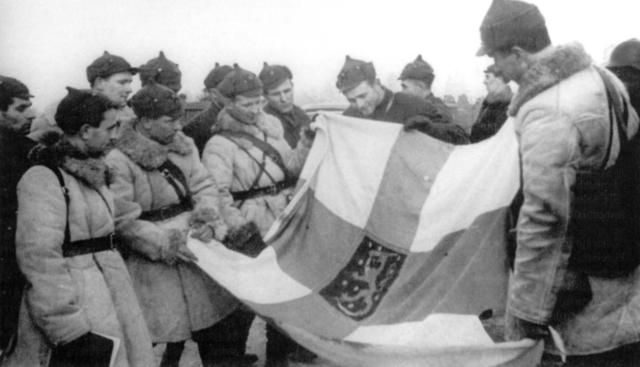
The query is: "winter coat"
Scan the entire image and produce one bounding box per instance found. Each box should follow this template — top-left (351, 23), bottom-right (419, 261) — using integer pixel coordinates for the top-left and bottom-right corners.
top-left (508, 43), bottom-right (640, 356)
top-left (5, 133), bottom-right (154, 367)
top-left (106, 122), bottom-right (242, 343)
top-left (343, 87), bottom-right (469, 145)
top-left (201, 107), bottom-right (310, 236)
top-left (264, 104), bottom-right (311, 148)
top-left (469, 85), bottom-right (513, 143)
top-left (182, 92), bottom-right (227, 156)
top-left (425, 93), bottom-right (454, 127)
top-left (0, 128), bottom-right (35, 351)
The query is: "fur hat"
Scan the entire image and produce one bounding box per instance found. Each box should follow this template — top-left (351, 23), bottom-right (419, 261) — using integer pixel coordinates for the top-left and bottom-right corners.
top-left (399, 55), bottom-right (435, 85)
top-left (204, 63), bottom-right (234, 89)
top-left (86, 51), bottom-right (138, 84)
top-left (259, 62), bottom-right (293, 91)
top-left (130, 82), bottom-right (183, 120)
top-left (0, 75), bottom-right (33, 102)
top-left (217, 64), bottom-right (263, 99)
top-left (336, 55), bottom-right (376, 92)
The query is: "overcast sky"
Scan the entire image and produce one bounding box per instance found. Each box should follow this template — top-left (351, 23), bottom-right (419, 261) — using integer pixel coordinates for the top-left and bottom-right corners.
top-left (1, 0), bottom-right (638, 111)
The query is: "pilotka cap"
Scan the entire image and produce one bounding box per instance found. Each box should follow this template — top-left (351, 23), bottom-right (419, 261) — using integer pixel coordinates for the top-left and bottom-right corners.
top-left (86, 51), bottom-right (139, 84)
top-left (217, 64), bottom-right (263, 99)
top-left (259, 62), bottom-right (293, 91)
top-left (140, 51), bottom-right (182, 92)
top-left (336, 56), bottom-right (376, 92)
top-left (476, 0), bottom-right (548, 56)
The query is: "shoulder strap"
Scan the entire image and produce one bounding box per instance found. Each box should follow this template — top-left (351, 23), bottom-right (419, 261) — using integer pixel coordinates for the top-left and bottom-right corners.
top-left (157, 158), bottom-right (192, 204)
top-left (39, 164), bottom-right (70, 246)
top-left (594, 66), bottom-right (630, 170)
top-left (219, 131), bottom-right (293, 181)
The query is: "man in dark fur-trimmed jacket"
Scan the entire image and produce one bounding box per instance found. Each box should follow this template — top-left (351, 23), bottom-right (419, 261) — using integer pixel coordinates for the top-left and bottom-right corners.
top-left (106, 83), bottom-right (257, 367)
top-left (477, 1), bottom-right (640, 365)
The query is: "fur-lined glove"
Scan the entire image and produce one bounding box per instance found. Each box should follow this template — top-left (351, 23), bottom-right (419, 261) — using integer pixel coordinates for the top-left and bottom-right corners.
top-left (189, 207), bottom-right (228, 242)
top-left (159, 229), bottom-right (188, 265)
top-left (223, 221), bottom-right (267, 258)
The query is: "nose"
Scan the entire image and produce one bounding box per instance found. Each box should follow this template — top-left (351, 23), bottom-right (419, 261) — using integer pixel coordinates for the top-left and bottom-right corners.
top-left (172, 119), bottom-right (182, 131)
top-left (249, 103), bottom-right (261, 115)
top-left (110, 126), bottom-right (121, 141)
top-left (355, 99), bottom-right (366, 110)
top-left (26, 108), bottom-right (36, 120)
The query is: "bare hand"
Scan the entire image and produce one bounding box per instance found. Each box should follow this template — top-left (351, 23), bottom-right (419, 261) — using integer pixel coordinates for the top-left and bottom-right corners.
top-left (190, 224), bottom-right (214, 243)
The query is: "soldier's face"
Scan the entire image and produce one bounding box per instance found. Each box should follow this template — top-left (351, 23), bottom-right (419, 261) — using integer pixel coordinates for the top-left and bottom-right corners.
top-left (84, 109), bottom-right (120, 156)
top-left (0, 97), bottom-right (35, 135)
top-left (343, 80), bottom-right (381, 117)
top-left (483, 73), bottom-right (505, 95)
top-left (233, 95), bottom-right (263, 124)
top-left (490, 50), bottom-right (525, 85)
top-left (265, 79), bottom-right (294, 113)
top-left (401, 79), bottom-right (429, 99)
top-left (144, 115), bottom-right (182, 145)
top-left (95, 72), bottom-right (134, 107)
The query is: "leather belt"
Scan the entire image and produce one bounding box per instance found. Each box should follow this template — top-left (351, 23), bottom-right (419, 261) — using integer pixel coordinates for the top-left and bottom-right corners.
top-left (232, 179), bottom-right (296, 202)
top-left (139, 200), bottom-right (193, 222)
top-left (62, 232), bottom-right (116, 258)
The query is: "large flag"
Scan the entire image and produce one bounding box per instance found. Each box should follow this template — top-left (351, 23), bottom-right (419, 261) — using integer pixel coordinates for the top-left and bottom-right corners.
top-left (189, 113), bottom-right (543, 366)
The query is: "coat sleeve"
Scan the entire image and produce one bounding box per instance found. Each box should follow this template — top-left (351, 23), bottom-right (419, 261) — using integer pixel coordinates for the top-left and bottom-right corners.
top-left (106, 151), bottom-right (179, 261)
top-left (508, 106), bottom-right (582, 324)
top-left (15, 167), bottom-right (91, 345)
top-left (201, 137), bottom-right (247, 230)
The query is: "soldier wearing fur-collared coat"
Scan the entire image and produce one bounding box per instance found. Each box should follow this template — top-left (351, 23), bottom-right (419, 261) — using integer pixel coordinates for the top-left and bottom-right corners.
top-left (105, 121), bottom-right (243, 344)
top-left (5, 132), bottom-right (155, 367)
top-left (202, 107), bottom-right (310, 236)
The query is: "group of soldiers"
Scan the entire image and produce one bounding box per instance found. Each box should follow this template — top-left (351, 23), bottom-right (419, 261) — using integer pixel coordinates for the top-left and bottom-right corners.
top-left (3, 0), bottom-right (640, 367)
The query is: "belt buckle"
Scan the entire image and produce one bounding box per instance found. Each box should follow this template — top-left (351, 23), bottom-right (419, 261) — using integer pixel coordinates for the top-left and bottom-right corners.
top-left (108, 232), bottom-right (116, 251)
top-left (159, 206), bottom-right (169, 221)
top-left (266, 184), bottom-right (279, 196)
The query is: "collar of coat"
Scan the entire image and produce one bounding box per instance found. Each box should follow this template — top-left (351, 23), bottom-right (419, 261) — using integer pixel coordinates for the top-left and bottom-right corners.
top-left (28, 130), bottom-right (111, 189)
top-left (509, 42), bottom-right (593, 116)
top-left (213, 106), bottom-right (284, 149)
top-left (114, 119), bottom-right (192, 171)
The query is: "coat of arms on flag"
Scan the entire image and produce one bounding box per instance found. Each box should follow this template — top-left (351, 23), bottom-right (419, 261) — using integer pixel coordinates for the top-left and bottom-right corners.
top-left (189, 113), bottom-right (543, 367)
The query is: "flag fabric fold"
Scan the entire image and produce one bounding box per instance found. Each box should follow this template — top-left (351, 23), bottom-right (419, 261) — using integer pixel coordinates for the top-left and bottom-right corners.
top-left (189, 113), bottom-right (543, 366)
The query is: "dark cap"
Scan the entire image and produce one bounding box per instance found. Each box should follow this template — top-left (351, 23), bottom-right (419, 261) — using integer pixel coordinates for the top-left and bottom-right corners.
top-left (259, 62), bottom-right (293, 91)
top-left (140, 51), bottom-right (182, 92)
top-left (609, 39), bottom-right (640, 70)
top-left (484, 64), bottom-right (510, 83)
top-left (86, 51), bottom-right (139, 84)
top-left (477, 0), bottom-right (549, 56)
top-left (203, 63), bottom-right (234, 89)
top-left (55, 87), bottom-right (115, 134)
top-left (0, 75), bottom-right (33, 101)
top-left (399, 55), bottom-right (434, 81)
top-left (217, 64), bottom-right (263, 99)
top-left (336, 56), bottom-right (376, 92)
top-left (130, 82), bottom-right (184, 120)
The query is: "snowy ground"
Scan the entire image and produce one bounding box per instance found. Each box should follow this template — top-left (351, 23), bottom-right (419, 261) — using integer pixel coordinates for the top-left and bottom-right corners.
top-left (153, 317), bottom-right (339, 367)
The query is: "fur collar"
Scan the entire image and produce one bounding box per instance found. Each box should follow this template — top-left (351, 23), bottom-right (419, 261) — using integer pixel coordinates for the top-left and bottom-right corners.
top-left (509, 43), bottom-right (592, 116)
top-left (114, 120), bottom-right (192, 171)
top-left (213, 106), bottom-right (284, 148)
top-left (29, 131), bottom-right (111, 189)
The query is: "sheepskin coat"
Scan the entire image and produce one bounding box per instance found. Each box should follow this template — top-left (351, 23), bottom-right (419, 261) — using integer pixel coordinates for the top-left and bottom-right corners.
top-left (508, 43), bottom-right (640, 356)
top-left (5, 133), bottom-right (155, 367)
top-left (202, 107), bottom-right (310, 236)
top-left (106, 122), bottom-right (241, 343)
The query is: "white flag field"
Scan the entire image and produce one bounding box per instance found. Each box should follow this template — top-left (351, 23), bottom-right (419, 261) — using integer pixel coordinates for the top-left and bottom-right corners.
top-left (189, 113), bottom-right (544, 366)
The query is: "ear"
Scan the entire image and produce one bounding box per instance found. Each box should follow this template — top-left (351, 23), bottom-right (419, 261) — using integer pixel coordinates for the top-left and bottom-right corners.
top-left (93, 77), bottom-right (105, 91)
top-left (511, 47), bottom-right (530, 61)
top-left (140, 117), bottom-right (152, 129)
top-left (79, 124), bottom-right (92, 140)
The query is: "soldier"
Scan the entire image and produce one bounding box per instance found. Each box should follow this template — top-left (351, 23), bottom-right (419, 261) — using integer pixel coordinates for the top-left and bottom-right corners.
top-left (30, 51), bottom-right (139, 139)
top-left (106, 83), bottom-right (257, 367)
top-left (139, 51), bottom-right (182, 93)
top-left (0, 76), bottom-right (36, 360)
top-left (183, 63), bottom-right (234, 155)
top-left (6, 88), bottom-right (155, 367)
top-left (259, 62), bottom-right (311, 148)
top-left (399, 55), bottom-right (454, 124)
top-left (477, 0), bottom-right (640, 365)
top-left (338, 56), bottom-right (469, 144)
top-left (469, 64), bottom-right (513, 143)
top-left (607, 39), bottom-right (640, 114)
top-left (202, 65), bottom-right (313, 367)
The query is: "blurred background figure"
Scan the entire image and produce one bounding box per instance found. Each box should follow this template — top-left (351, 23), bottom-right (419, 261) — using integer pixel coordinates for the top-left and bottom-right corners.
top-left (607, 38), bottom-right (640, 114)
top-left (469, 64), bottom-right (513, 143)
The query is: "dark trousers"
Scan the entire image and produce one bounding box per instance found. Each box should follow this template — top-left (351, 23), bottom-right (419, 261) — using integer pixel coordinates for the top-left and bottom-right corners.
top-left (541, 342), bottom-right (640, 367)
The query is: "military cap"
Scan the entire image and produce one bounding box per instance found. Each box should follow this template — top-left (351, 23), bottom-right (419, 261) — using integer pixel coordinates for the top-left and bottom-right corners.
top-left (55, 87), bottom-right (115, 134)
top-left (609, 39), bottom-right (640, 70)
top-left (204, 63), bottom-right (234, 89)
top-left (399, 55), bottom-right (434, 82)
top-left (140, 51), bottom-right (182, 92)
top-left (476, 0), bottom-right (549, 56)
top-left (130, 82), bottom-right (184, 120)
top-left (336, 56), bottom-right (376, 92)
top-left (259, 62), bottom-right (293, 91)
top-left (0, 75), bottom-right (33, 101)
top-left (86, 51), bottom-right (138, 84)
top-left (217, 64), bottom-right (263, 99)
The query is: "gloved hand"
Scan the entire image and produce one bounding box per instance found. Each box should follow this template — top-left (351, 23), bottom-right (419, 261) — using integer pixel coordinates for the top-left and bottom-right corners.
top-left (49, 332), bottom-right (114, 367)
top-left (224, 221), bottom-right (267, 258)
top-left (160, 229), bottom-right (197, 264)
top-left (300, 126), bottom-right (316, 148)
top-left (505, 311), bottom-right (549, 341)
top-left (190, 223), bottom-right (215, 243)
